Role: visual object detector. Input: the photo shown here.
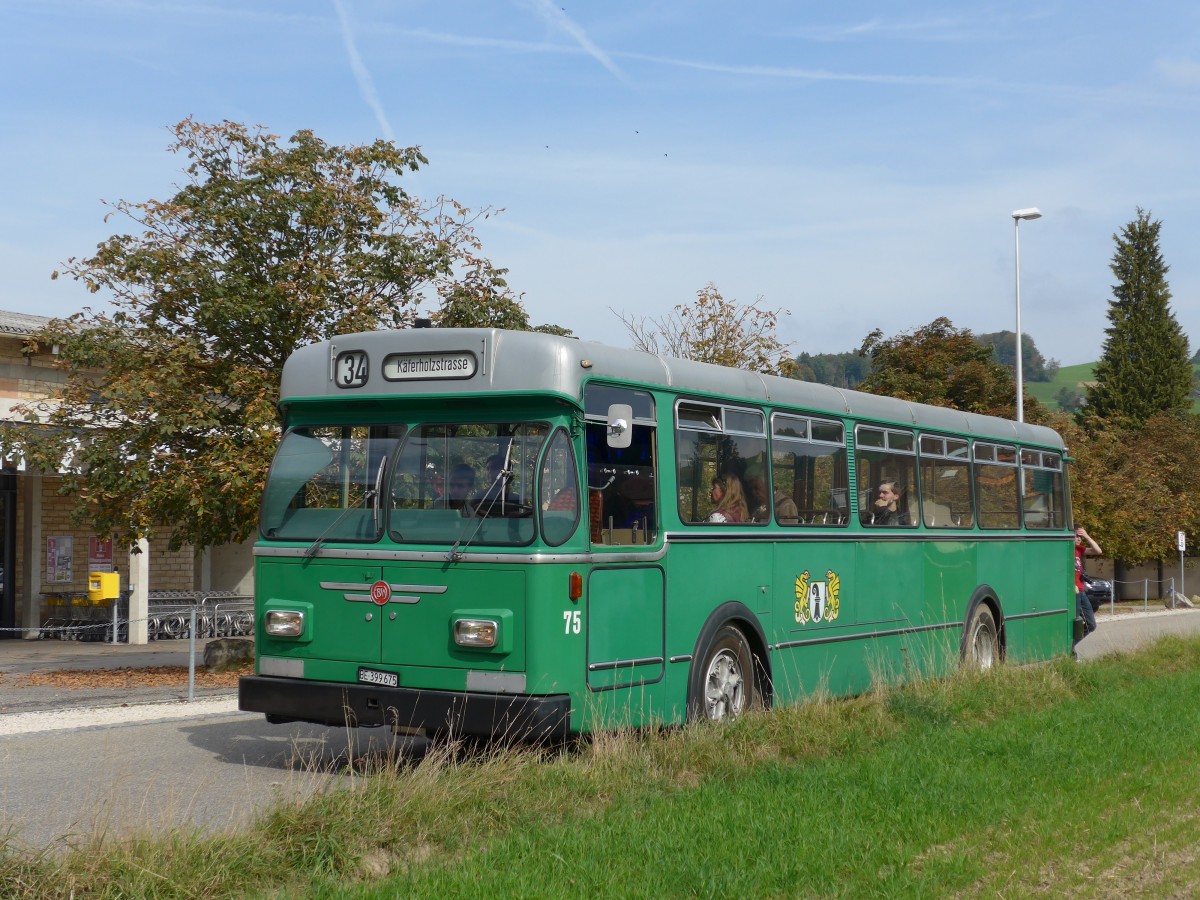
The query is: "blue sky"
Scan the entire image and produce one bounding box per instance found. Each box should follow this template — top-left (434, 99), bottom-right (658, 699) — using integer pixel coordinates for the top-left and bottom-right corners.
top-left (3, 1), bottom-right (1199, 366)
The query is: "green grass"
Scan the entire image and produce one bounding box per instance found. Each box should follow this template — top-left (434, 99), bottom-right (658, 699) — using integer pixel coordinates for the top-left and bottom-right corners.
top-left (1025, 361), bottom-right (1096, 410)
top-left (7, 638), bottom-right (1200, 897)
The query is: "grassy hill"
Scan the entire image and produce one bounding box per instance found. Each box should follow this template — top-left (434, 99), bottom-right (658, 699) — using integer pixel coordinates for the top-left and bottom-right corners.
top-left (1024, 361), bottom-right (1095, 410)
top-left (1026, 362), bottom-right (1200, 412)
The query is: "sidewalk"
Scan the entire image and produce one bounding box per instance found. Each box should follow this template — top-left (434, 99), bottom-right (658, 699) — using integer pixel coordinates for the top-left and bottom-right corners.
top-left (0, 636), bottom-right (242, 715)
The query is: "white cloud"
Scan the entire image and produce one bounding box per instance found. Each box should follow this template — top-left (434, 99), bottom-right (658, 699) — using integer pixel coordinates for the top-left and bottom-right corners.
top-left (1156, 57), bottom-right (1200, 87)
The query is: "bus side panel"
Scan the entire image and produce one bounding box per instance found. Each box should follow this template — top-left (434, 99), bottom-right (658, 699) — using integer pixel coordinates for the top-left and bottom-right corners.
top-left (850, 537), bottom-right (924, 690)
top-left (1013, 538), bottom-right (1074, 663)
top-left (913, 538), bottom-right (979, 678)
top-left (975, 538), bottom-right (1029, 659)
top-left (770, 539), bottom-right (860, 704)
top-left (664, 540), bottom-right (772, 715)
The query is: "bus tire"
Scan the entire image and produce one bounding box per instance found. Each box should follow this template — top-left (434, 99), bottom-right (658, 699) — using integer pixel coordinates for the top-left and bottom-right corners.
top-left (963, 603), bottom-right (999, 670)
top-left (689, 624), bottom-right (758, 723)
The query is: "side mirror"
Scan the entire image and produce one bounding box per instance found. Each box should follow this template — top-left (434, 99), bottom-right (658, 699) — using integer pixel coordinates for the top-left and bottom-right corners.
top-left (606, 403), bottom-right (633, 449)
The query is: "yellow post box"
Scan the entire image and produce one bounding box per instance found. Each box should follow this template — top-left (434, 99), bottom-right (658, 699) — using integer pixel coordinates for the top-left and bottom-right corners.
top-left (88, 571), bottom-right (120, 605)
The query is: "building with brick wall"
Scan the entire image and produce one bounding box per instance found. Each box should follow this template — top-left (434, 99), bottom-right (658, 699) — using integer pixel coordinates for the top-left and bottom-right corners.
top-left (0, 309), bottom-right (253, 640)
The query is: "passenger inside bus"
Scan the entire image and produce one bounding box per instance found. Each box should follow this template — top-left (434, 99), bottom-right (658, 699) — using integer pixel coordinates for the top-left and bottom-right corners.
top-left (472, 453), bottom-right (521, 513)
top-left (747, 476), bottom-right (800, 524)
top-left (707, 473), bottom-right (749, 523)
top-left (436, 464), bottom-right (477, 513)
top-left (864, 481), bottom-right (907, 526)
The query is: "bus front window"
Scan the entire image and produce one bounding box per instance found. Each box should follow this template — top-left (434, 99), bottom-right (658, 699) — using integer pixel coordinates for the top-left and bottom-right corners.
top-left (389, 422), bottom-right (550, 546)
top-left (260, 425), bottom-right (403, 541)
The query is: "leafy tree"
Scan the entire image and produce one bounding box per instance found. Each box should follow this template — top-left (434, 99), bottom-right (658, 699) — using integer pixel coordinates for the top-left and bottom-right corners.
top-left (1067, 413), bottom-right (1200, 564)
top-left (976, 330), bottom-right (1059, 382)
top-left (433, 258), bottom-right (571, 335)
top-left (856, 317), bottom-right (1043, 419)
top-left (1054, 386), bottom-right (1086, 415)
top-left (0, 118), bottom-right (531, 550)
top-left (615, 283), bottom-right (795, 376)
top-left (1083, 209), bottom-right (1192, 427)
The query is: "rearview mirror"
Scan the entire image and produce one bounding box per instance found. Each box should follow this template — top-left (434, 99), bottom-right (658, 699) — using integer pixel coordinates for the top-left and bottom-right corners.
top-left (606, 403), bottom-right (633, 449)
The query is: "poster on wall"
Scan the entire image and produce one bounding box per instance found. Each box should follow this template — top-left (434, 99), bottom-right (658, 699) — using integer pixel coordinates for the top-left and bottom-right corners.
top-left (47, 536), bottom-right (74, 584)
top-left (89, 537), bottom-right (114, 573)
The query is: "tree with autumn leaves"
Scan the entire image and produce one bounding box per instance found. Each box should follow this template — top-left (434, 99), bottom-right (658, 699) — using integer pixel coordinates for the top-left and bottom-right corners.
top-left (856, 317), bottom-right (1044, 421)
top-left (0, 119), bottom-right (555, 550)
top-left (616, 283), bottom-right (795, 376)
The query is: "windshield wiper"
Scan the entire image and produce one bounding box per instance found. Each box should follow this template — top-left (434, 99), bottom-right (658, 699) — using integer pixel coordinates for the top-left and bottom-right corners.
top-left (446, 441), bottom-right (516, 563)
top-left (304, 460), bottom-right (385, 560)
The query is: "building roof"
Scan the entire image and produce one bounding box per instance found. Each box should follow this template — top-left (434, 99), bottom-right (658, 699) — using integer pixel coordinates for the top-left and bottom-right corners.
top-left (0, 310), bottom-right (54, 337)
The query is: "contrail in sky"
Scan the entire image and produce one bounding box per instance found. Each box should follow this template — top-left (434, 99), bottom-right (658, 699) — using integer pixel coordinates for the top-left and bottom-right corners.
top-left (332, 0), bottom-right (395, 141)
top-left (527, 0), bottom-right (631, 85)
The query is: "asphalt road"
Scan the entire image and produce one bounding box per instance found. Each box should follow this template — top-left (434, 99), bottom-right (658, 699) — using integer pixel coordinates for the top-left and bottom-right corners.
top-left (1076, 607), bottom-right (1200, 660)
top-left (0, 708), bottom-right (427, 850)
top-left (1, 608), bottom-right (1197, 851)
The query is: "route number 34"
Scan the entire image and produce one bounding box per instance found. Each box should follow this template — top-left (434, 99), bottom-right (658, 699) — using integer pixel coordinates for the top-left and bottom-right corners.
top-left (563, 610), bottom-right (581, 634)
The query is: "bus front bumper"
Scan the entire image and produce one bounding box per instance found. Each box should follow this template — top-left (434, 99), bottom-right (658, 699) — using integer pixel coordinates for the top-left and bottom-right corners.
top-left (238, 675), bottom-right (572, 741)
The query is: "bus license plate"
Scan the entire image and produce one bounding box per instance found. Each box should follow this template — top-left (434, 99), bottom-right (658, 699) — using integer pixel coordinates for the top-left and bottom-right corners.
top-left (358, 667), bottom-right (398, 688)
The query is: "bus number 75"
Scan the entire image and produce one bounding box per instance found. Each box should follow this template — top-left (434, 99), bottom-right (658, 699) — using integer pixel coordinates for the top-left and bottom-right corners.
top-left (563, 610), bottom-right (581, 634)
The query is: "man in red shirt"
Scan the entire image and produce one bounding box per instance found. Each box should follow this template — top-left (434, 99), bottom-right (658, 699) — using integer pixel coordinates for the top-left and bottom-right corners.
top-left (1075, 525), bottom-right (1103, 639)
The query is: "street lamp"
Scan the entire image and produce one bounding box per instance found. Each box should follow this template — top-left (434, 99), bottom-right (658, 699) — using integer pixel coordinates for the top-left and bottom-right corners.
top-left (1011, 207), bottom-right (1042, 423)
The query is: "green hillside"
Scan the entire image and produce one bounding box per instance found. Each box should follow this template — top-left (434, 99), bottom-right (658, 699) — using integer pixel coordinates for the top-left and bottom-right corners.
top-left (1027, 362), bottom-right (1200, 412)
top-left (1024, 362), bottom-right (1095, 410)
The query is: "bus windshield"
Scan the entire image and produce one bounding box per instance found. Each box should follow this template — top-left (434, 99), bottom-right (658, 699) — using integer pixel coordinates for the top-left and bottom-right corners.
top-left (388, 422), bottom-right (551, 547)
top-left (260, 424), bottom-right (403, 542)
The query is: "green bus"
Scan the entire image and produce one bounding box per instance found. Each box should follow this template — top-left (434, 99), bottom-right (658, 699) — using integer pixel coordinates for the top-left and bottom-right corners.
top-left (238, 328), bottom-right (1075, 740)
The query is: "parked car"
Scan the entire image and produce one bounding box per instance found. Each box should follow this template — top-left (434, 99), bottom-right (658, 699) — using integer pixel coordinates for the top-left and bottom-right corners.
top-left (1083, 572), bottom-right (1114, 612)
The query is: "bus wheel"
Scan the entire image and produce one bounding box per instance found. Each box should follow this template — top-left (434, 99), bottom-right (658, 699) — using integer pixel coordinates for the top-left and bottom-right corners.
top-left (693, 625), bottom-right (757, 722)
top-left (963, 604), bottom-right (999, 670)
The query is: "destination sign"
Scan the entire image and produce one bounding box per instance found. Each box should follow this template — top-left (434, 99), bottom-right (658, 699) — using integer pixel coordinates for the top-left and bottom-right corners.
top-left (382, 351), bottom-right (477, 381)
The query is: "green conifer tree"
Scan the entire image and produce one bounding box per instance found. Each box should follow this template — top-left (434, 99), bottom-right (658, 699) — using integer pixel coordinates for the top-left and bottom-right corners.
top-left (1083, 209), bottom-right (1191, 426)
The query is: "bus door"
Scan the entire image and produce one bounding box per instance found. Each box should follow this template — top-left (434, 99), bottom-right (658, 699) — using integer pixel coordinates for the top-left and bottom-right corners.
top-left (586, 565), bottom-right (665, 691)
top-left (583, 384), bottom-right (665, 693)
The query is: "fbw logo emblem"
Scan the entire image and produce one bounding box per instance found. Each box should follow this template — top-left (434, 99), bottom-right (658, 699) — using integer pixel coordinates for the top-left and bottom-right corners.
top-left (794, 570), bottom-right (842, 625)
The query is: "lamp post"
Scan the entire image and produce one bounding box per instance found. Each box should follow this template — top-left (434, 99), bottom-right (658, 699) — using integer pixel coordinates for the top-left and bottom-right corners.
top-left (1011, 207), bottom-right (1042, 423)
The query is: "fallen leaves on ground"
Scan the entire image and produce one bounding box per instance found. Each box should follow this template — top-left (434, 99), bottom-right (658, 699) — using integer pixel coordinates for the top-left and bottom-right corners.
top-left (4, 664), bottom-right (252, 690)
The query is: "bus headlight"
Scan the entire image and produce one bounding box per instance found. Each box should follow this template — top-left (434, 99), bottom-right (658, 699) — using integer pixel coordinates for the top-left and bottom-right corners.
top-left (454, 618), bottom-right (498, 648)
top-left (266, 609), bottom-right (305, 637)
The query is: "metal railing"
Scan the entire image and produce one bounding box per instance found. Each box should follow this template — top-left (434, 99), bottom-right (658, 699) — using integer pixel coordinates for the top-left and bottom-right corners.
top-left (36, 590), bottom-right (253, 642)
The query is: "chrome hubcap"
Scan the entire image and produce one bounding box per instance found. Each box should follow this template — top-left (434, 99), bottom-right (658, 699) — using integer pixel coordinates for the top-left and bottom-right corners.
top-left (704, 649), bottom-right (745, 720)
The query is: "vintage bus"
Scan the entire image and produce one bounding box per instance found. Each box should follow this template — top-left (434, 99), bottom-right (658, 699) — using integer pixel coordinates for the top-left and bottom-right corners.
top-left (239, 328), bottom-right (1075, 740)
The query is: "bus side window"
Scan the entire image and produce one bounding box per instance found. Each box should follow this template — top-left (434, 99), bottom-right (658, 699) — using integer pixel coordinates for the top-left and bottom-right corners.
top-left (585, 421), bottom-right (658, 546)
top-left (919, 435), bottom-right (972, 528)
top-left (770, 414), bottom-right (848, 527)
top-left (855, 425), bottom-right (918, 528)
top-left (675, 402), bottom-right (767, 526)
top-left (583, 384), bottom-right (658, 546)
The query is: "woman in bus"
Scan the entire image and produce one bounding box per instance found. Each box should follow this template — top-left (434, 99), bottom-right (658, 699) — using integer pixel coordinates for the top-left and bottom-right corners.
top-left (707, 473), bottom-right (749, 523)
